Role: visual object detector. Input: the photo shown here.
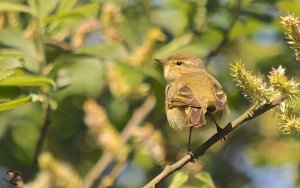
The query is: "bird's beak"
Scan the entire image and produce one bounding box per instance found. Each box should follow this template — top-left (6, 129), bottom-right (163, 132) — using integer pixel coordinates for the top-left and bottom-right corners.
top-left (154, 58), bottom-right (167, 65)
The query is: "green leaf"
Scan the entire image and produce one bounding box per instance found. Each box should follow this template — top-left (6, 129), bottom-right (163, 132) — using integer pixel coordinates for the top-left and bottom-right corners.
top-left (27, 0), bottom-right (37, 15)
top-left (150, 8), bottom-right (188, 36)
top-left (0, 67), bottom-right (15, 81)
top-left (49, 56), bottom-right (105, 99)
top-left (37, 0), bottom-right (60, 19)
top-left (11, 121), bottom-right (39, 155)
top-left (43, 13), bottom-right (87, 24)
top-left (0, 49), bottom-right (39, 60)
top-left (0, 76), bottom-right (56, 90)
top-left (154, 33), bottom-right (193, 57)
top-left (140, 64), bottom-right (164, 84)
top-left (169, 172), bottom-right (189, 188)
top-left (0, 30), bottom-right (37, 57)
top-left (69, 3), bottom-right (99, 17)
top-left (194, 172), bottom-right (216, 188)
top-left (0, 86), bottom-right (22, 100)
top-left (77, 43), bottom-right (128, 60)
top-left (57, 0), bottom-right (77, 14)
top-left (276, 1), bottom-right (300, 15)
top-left (0, 2), bottom-right (34, 15)
top-left (43, 3), bottom-right (99, 24)
top-left (0, 96), bottom-right (32, 111)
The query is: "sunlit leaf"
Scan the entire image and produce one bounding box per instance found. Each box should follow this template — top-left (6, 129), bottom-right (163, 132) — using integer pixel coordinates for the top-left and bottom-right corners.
top-left (139, 64), bottom-right (164, 84)
top-left (194, 172), bottom-right (216, 188)
top-left (0, 50), bottom-right (39, 60)
top-left (43, 3), bottom-right (99, 24)
top-left (77, 43), bottom-right (128, 60)
top-left (230, 18), bottom-right (262, 39)
top-left (169, 171), bottom-right (189, 188)
top-left (37, 0), bottom-right (60, 19)
top-left (43, 12), bottom-right (85, 24)
top-left (154, 33), bottom-right (193, 57)
top-left (0, 2), bottom-right (34, 15)
top-left (276, 1), bottom-right (300, 15)
top-left (27, 0), bottom-right (37, 15)
top-left (151, 9), bottom-right (188, 36)
top-left (0, 30), bottom-right (37, 57)
top-left (49, 56), bottom-right (104, 99)
top-left (0, 76), bottom-right (56, 90)
top-left (0, 96), bottom-right (32, 111)
top-left (57, 0), bottom-right (77, 14)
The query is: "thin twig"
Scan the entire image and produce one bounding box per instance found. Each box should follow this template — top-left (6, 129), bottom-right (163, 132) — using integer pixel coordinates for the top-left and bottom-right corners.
top-left (44, 38), bottom-right (74, 52)
top-left (143, 95), bottom-right (284, 188)
top-left (24, 104), bottom-right (52, 181)
top-left (81, 153), bottom-right (114, 188)
top-left (81, 95), bottom-right (156, 188)
top-left (98, 117), bottom-right (162, 188)
top-left (98, 161), bottom-right (128, 188)
top-left (206, 0), bottom-right (242, 63)
top-left (120, 95), bottom-right (156, 141)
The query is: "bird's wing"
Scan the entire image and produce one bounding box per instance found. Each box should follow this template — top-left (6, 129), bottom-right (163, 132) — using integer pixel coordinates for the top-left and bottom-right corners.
top-left (207, 75), bottom-right (227, 110)
top-left (166, 84), bottom-right (201, 108)
top-left (166, 84), bottom-right (206, 127)
top-left (188, 107), bottom-right (207, 126)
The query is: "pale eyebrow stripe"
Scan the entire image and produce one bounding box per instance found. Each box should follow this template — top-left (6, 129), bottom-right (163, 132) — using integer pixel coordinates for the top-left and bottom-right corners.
top-left (184, 60), bottom-right (193, 65)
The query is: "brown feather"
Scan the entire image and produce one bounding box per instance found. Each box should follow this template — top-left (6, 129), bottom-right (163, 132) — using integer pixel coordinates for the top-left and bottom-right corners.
top-left (190, 108), bottom-right (206, 126)
top-left (212, 83), bottom-right (227, 110)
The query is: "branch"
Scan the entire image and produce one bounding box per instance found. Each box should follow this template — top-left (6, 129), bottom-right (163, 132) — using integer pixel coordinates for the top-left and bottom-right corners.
top-left (44, 38), bottom-right (74, 52)
top-left (98, 160), bottom-right (128, 188)
top-left (81, 153), bottom-right (114, 188)
top-left (143, 95), bottom-right (284, 188)
top-left (24, 104), bottom-right (52, 181)
top-left (81, 95), bottom-right (156, 188)
top-left (206, 0), bottom-right (241, 63)
top-left (98, 124), bottom-right (158, 188)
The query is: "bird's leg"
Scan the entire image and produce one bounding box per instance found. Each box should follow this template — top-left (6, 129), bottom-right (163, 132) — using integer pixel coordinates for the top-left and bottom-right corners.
top-left (186, 108), bottom-right (196, 163)
top-left (209, 114), bottom-right (225, 141)
top-left (187, 126), bottom-right (196, 163)
top-left (187, 126), bottom-right (193, 152)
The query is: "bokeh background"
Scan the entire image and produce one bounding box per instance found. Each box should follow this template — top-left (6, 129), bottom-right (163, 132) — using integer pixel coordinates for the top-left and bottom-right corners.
top-left (0, 0), bottom-right (299, 187)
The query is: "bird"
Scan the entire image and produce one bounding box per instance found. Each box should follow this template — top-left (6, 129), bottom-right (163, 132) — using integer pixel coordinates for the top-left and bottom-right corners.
top-left (155, 53), bottom-right (227, 158)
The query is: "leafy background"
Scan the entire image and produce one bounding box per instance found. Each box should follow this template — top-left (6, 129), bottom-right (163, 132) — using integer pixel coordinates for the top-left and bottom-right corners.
top-left (0, 0), bottom-right (299, 187)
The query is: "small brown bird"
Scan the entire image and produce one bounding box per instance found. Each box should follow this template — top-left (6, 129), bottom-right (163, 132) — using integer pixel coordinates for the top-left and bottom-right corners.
top-left (155, 53), bottom-right (227, 153)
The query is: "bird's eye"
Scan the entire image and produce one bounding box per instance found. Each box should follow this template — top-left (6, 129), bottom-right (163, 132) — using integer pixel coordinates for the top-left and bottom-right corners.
top-left (176, 61), bottom-right (183, 66)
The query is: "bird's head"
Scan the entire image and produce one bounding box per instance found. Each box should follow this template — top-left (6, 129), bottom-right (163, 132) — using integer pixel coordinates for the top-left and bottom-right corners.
top-left (155, 53), bottom-right (206, 82)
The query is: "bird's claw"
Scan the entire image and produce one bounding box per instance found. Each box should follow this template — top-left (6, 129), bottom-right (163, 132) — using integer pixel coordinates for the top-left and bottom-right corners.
top-left (247, 111), bottom-right (254, 118)
top-left (187, 149), bottom-right (196, 163)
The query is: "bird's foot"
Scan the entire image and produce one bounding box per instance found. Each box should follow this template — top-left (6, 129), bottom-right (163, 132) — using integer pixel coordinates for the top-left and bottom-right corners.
top-left (187, 148), bottom-right (197, 163)
top-left (247, 111), bottom-right (254, 118)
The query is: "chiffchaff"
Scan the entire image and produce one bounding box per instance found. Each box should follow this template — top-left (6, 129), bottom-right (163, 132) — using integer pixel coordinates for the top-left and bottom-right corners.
top-left (155, 53), bottom-right (227, 153)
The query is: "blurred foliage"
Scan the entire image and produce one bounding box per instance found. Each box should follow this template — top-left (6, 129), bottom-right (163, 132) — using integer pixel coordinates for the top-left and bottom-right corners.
top-left (0, 0), bottom-right (299, 188)
top-left (169, 171), bottom-right (216, 188)
top-left (231, 62), bottom-right (300, 136)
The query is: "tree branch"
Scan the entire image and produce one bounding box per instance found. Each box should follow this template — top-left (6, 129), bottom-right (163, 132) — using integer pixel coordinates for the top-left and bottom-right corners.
top-left (98, 160), bottom-right (128, 188)
top-left (44, 38), bottom-right (74, 52)
top-left (143, 95), bottom-right (284, 188)
top-left (24, 104), bottom-right (52, 181)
